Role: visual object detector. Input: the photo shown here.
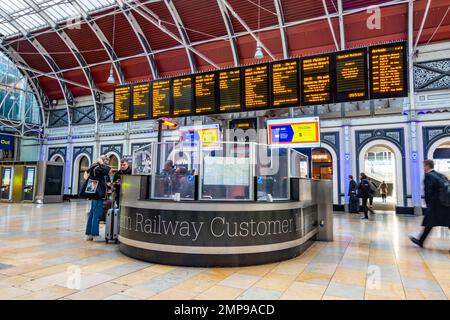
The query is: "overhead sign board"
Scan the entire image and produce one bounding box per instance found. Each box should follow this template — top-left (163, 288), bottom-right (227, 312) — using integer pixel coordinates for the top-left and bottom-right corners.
top-left (179, 124), bottom-right (221, 150)
top-left (267, 117), bottom-right (320, 148)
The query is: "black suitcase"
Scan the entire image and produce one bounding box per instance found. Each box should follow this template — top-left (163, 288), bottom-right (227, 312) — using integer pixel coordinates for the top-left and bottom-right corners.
top-left (105, 208), bottom-right (119, 244)
top-left (349, 195), bottom-right (359, 213)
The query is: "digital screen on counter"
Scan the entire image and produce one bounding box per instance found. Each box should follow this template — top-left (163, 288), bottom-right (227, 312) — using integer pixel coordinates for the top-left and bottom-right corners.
top-left (151, 80), bottom-right (171, 118)
top-left (301, 54), bottom-right (333, 105)
top-left (244, 64), bottom-right (269, 110)
top-left (113, 85), bottom-right (132, 122)
top-left (335, 49), bottom-right (368, 102)
top-left (219, 69), bottom-right (242, 112)
top-left (195, 72), bottom-right (216, 114)
top-left (132, 83), bottom-right (151, 120)
top-left (369, 42), bottom-right (407, 99)
top-left (271, 59), bottom-right (299, 108)
top-left (172, 76), bottom-right (193, 117)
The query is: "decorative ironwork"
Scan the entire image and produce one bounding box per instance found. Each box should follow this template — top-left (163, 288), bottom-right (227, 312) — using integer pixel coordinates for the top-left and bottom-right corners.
top-left (99, 103), bottom-right (114, 122)
top-left (48, 147), bottom-right (66, 161)
top-left (101, 144), bottom-right (123, 158)
top-left (48, 109), bottom-right (70, 128)
top-left (414, 59), bottom-right (450, 91)
top-left (423, 125), bottom-right (450, 158)
top-left (72, 106), bottom-right (96, 125)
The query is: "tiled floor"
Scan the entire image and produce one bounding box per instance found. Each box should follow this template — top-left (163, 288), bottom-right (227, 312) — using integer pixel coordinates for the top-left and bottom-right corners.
top-left (0, 201), bottom-right (448, 300)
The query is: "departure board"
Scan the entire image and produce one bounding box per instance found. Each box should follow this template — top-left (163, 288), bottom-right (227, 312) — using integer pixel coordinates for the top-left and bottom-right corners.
top-left (132, 83), bottom-right (151, 120)
top-left (172, 76), bottom-right (193, 117)
top-left (152, 80), bottom-right (171, 118)
top-left (195, 72), bottom-right (216, 114)
top-left (271, 59), bottom-right (299, 107)
top-left (114, 85), bottom-right (132, 122)
top-left (219, 69), bottom-right (242, 112)
top-left (335, 49), bottom-right (368, 102)
top-left (369, 42), bottom-right (407, 99)
top-left (301, 54), bottom-right (333, 105)
top-left (244, 64), bottom-right (269, 110)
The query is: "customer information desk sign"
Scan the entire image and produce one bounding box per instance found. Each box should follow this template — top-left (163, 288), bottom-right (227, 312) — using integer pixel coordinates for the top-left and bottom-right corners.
top-left (267, 117), bottom-right (320, 148)
top-left (179, 124), bottom-right (221, 150)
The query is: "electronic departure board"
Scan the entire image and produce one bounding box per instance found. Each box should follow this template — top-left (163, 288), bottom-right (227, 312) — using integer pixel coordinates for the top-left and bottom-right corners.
top-left (335, 48), bottom-right (368, 102)
top-left (244, 64), bottom-right (269, 110)
top-left (301, 54), bottom-right (333, 105)
top-left (195, 72), bottom-right (216, 114)
top-left (114, 85), bottom-right (132, 122)
top-left (271, 59), bottom-right (299, 108)
top-left (132, 83), bottom-right (151, 120)
top-left (369, 42), bottom-right (407, 99)
top-left (219, 69), bottom-right (242, 112)
top-left (152, 80), bottom-right (171, 118)
top-left (172, 76), bottom-right (193, 117)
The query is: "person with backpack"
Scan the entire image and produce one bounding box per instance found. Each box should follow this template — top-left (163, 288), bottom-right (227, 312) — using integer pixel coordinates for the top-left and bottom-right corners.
top-left (80, 155), bottom-right (111, 241)
top-left (357, 172), bottom-right (374, 220)
top-left (348, 175), bottom-right (359, 213)
top-left (410, 160), bottom-right (450, 248)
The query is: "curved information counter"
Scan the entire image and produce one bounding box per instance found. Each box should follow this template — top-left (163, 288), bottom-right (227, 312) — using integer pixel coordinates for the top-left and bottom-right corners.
top-left (119, 175), bottom-right (333, 267)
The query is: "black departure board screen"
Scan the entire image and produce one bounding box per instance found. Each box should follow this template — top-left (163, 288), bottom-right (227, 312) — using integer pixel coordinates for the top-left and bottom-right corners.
top-left (132, 83), bottom-right (151, 120)
top-left (244, 64), bottom-right (269, 110)
top-left (301, 54), bottom-right (333, 105)
top-left (195, 72), bottom-right (216, 114)
top-left (172, 76), bottom-right (193, 117)
top-left (152, 80), bottom-right (171, 118)
top-left (219, 69), bottom-right (242, 112)
top-left (271, 59), bottom-right (299, 108)
top-left (369, 42), bottom-right (407, 99)
top-left (114, 85), bottom-right (131, 122)
top-left (335, 49), bottom-right (368, 102)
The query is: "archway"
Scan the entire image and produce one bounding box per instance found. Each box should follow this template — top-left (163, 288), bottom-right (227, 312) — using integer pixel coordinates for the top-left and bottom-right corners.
top-left (432, 140), bottom-right (450, 179)
top-left (72, 153), bottom-right (91, 195)
top-left (358, 140), bottom-right (404, 207)
top-left (312, 144), bottom-right (338, 204)
top-left (50, 154), bottom-right (64, 163)
top-left (106, 152), bottom-right (120, 175)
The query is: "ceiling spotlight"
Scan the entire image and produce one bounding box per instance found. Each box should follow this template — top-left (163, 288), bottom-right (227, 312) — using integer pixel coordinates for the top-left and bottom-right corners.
top-left (254, 42), bottom-right (263, 59)
top-left (106, 65), bottom-right (115, 84)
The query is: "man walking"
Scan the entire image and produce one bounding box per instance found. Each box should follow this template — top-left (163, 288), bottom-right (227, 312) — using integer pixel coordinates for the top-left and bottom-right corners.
top-left (358, 173), bottom-right (374, 220)
top-left (410, 160), bottom-right (450, 248)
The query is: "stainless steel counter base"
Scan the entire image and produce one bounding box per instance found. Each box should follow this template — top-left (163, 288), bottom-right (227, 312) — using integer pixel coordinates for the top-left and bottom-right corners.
top-left (118, 175), bottom-right (333, 267)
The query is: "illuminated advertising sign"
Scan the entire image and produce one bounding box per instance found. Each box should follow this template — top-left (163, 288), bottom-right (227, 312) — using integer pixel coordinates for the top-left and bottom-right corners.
top-left (267, 117), bottom-right (320, 148)
top-left (179, 124), bottom-right (221, 150)
top-left (0, 134), bottom-right (14, 150)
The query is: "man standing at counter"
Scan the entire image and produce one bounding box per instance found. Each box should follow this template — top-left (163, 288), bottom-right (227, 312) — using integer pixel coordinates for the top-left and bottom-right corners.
top-left (112, 159), bottom-right (132, 208)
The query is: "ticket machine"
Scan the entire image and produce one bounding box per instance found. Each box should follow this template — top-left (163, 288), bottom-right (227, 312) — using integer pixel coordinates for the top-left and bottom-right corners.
top-left (22, 166), bottom-right (36, 202)
top-left (0, 166), bottom-right (13, 201)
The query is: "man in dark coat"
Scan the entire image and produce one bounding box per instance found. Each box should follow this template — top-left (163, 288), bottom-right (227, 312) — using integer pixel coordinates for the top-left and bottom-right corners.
top-left (112, 158), bottom-right (132, 207)
top-left (348, 175), bottom-right (358, 213)
top-left (410, 160), bottom-right (450, 248)
top-left (357, 172), bottom-right (374, 220)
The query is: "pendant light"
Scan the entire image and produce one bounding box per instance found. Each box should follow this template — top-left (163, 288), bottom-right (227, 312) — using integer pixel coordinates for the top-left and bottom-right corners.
top-left (107, 8), bottom-right (117, 84)
top-left (254, 0), bottom-right (263, 59)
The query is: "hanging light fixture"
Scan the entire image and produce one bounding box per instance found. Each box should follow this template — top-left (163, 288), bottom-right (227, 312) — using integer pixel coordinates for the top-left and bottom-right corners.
top-left (254, 0), bottom-right (263, 59)
top-left (107, 7), bottom-right (117, 84)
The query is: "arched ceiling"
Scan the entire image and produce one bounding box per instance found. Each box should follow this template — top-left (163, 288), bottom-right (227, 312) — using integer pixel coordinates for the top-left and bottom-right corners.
top-left (0, 0), bottom-right (449, 101)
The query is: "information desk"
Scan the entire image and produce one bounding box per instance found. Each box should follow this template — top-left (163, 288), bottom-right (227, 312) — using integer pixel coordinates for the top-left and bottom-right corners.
top-left (119, 175), bottom-right (333, 267)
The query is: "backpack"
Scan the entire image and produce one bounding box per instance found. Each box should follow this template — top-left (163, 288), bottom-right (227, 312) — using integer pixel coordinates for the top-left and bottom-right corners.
top-left (432, 171), bottom-right (450, 207)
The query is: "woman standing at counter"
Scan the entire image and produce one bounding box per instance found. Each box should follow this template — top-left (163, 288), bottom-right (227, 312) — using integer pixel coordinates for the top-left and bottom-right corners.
top-left (80, 155), bottom-right (111, 241)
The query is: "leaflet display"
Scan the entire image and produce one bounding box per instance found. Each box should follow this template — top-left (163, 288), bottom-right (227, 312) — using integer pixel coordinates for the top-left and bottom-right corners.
top-left (172, 76), bottom-right (193, 117)
top-left (301, 54), bottom-right (333, 105)
top-left (271, 59), bottom-right (299, 108)
top-left (335, 49), bottom-right (368, 102)
top-left (244, 64), bottom-right (269, 110)
top-left (132, 83), bottom-right (151, 120)
top-left (219, 69), bottom-right (242, 112)
top-left (195, 72), bottom-right (216, 114)
top-left (114, 85), bottom-right (132, 122)
top-left (152, 80), bottom-right (171, 118)
top-left (369, 42), bottom-right (407, 99)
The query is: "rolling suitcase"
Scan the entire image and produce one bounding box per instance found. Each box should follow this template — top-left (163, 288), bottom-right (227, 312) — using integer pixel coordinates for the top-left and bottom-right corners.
top-left (105, 208), bottom-right (119, 244)
top-left (349, 195), bottom-right (359, 213)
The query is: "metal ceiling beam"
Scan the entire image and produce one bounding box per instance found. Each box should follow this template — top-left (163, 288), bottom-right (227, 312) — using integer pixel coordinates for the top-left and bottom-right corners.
top-left (22, 0), bottom-right (101, 131)
top-left (321, 0), bottom-right (340, 50)
top-left (274, 0), bottom-right (288, 59)
top-left (220, 0), bottom-right (275, 60)
top-left (69, 0), bottom-right (125, 84)
top-left (128, 1), bottom-right (219, 68)
top-left (119, 1), bottom-right (159, 79)
top-left (0, 7), bottom-right (74, 133)
top-left (337, 0), bottom-right (345, 50)
top-left (164, 0), bottom-right (196, 72)
top-left (216, 0), bottom-right (239, 66)
top-left (414, 0), bottom-right (432, 51)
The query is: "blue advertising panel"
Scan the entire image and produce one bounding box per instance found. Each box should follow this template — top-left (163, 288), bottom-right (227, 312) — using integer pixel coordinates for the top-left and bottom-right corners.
top-left (0, 134), bottom-right (14, 150)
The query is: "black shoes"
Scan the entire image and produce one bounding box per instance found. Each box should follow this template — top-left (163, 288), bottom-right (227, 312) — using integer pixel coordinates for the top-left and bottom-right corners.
top-left (409, 236), bottom-right (423, 248)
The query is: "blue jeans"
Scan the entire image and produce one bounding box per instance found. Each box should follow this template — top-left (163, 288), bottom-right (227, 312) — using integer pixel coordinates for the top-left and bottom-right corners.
top-left (85, 199), bottom-right (103, 236)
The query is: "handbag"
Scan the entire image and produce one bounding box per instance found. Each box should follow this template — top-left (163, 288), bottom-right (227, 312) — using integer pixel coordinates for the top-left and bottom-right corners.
top-left (79, 166), bottom-right (104, 199)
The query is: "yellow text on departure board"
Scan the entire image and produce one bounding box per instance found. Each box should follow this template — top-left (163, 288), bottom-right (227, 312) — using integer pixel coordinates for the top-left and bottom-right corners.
top-left (272, 61), bottom-right (298, 106)
top-left (245, 65), bottom-right (268, 108)
top-left (152, 80), bottom-right (170, 117)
